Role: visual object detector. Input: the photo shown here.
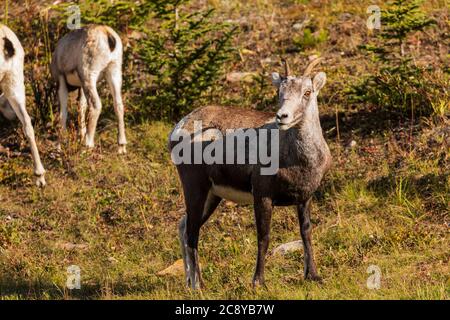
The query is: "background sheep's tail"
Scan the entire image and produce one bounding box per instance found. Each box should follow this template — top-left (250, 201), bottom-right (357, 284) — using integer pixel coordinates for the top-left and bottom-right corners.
top-left (3, 37), bottom-right (15, 59)
top-left (106, 31), bottom-right (116, 52)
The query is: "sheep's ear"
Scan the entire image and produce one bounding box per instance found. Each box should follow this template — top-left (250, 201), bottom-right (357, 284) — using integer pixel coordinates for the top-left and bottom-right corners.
top-left (271, 72), bottom-right (282, 88)
top-left (313, 72), bottom-right (326, 92)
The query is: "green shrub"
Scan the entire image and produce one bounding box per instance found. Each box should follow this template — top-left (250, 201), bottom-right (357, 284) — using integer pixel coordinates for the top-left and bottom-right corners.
top-left (294, 28), bottom-right (328, 50)
top-left (137, 0), bottom-right (237, 121)
top-left (348, 0), bottom-right (438, 115)
top-left (53, 0), bottom-right (154, 33)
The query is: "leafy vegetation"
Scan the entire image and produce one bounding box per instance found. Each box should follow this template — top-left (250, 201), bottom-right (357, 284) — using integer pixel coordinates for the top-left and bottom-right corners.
top-left (137, 1), bottom-right (237, 120)
top-left (348, 0), bottom-right (445, 115)
top-left (294, 28), bottom-right (328, 50)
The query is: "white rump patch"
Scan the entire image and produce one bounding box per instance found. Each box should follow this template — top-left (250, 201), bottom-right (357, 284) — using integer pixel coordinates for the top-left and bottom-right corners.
top-left (211, 184), bottom-right (253, 205)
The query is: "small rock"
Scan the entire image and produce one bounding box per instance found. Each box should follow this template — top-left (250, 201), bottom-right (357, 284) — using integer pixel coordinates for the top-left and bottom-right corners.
top-left (260, 57), bottom-right (272, 65)
top-left (240, 48), bottom-right (257, 56)
top-left (347, 140), bottom-right (357, 149)
top-left (226, 72), bottom-right (257, 83)
top-left (129, 30), bottom-right (144, 40)
top-left (55, 241), bottom-right (88, 251)
top-left (293, 18), bottom-right (310, 31)
top-left (293, 23), bottom-right (303, 31)
top-left (108, 257), bottom-right (118, 264)
top-left (157, 259), bottom-right (185, 276)
top-left (339, 13), bottom-right (352, 21)
top-left (272, 240), bottom-right (303, 256)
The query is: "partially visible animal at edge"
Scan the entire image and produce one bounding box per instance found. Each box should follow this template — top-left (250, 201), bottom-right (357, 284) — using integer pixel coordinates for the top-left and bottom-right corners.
top-left (51, 25), bottom-right (127, 154)
top-left (169, 58), bottom-right (332, 289)
top-left (0, 24), bottom-right (46, 187)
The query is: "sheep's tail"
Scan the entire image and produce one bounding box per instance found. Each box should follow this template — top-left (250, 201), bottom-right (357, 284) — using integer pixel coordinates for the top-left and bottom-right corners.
top-left (106, 31), bottom-right (116, 52)
top-left (3, 37), bottom-right (15, 59)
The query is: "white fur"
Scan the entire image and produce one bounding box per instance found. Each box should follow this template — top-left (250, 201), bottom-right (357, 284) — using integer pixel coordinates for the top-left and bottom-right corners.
top-left (0, 24), bottom-right (46, 187)
top-left (51, 26), bottom-right (127, 154)
top-left (211, 183), bottom-right (254, 205)
top-left (273, 73), bottom-right (326, 131)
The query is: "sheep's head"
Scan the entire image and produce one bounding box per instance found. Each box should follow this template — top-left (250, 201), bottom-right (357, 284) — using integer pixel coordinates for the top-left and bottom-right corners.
top-left (271, 59), bottom-right (326, 130)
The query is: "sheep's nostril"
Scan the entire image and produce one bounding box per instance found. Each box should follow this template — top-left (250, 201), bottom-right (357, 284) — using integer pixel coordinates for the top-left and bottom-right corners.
top-left (276, 113), bottom-right (289, 121)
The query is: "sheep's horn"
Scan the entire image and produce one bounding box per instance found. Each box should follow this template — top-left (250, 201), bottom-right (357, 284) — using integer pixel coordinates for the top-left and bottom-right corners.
top-left (303, 57), bottom-right (323, 76)
top-left (282, 58), bottom-right (290, 78)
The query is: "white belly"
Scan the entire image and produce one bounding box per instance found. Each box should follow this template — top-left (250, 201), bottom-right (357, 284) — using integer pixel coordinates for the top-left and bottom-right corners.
top-left (66, 71), bottom-right (82, 87)
top-left (211, 184), bottom-right (253, 205)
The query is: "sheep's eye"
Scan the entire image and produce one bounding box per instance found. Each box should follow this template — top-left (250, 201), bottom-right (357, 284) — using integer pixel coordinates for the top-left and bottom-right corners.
top-left (304, 90), bottom-right (311, 97)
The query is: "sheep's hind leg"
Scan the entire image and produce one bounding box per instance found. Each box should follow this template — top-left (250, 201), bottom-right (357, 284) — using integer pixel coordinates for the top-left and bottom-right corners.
top-left (58, 76), bottom-right (69, 132)
top-left (179, 191), bottom-right (221, 287)
top-left (105, 64), bottom-right (127, 154)
top-left (78, 89), bottom-right (88, 142)
top-left (55, 76), bottom-right (70, 151)
top-left (81, 73), bottom-right (102, 149)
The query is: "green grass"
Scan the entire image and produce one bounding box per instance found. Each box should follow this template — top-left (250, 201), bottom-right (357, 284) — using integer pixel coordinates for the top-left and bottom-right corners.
top-left (0, 118), bottom-right (448, 300)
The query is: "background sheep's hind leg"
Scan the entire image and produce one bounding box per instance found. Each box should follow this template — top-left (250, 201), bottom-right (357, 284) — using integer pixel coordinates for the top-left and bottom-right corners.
top-left (78, 89), bottom-right (87, 141)
top-left (81, 73), bottom-right (102, 149)
top-left (57, 76), bottom-right (69, 131)
top-left (105, 63), bottom-right (127, 154)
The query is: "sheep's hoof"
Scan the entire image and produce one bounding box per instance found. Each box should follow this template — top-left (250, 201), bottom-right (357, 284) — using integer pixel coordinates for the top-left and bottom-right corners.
top-left (85, 142), bottom-right (95, 150)
top-left (187, 275), bottom-right (203, 291)
top-left (118, 145), bottom-right (127, 154)
top-left (252, 277), bottom-right (266, 288)
top-left (35, 175), bottom-right (46, 188)
top-left (305, 274), bottom-right (322, 283)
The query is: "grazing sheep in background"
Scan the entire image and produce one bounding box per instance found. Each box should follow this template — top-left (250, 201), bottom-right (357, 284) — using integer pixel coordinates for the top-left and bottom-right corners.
top-left (51, 25), bottom-right (127, 154)
top-left (0, 24), bottom-right (46, 187)
top-left (170, 58), bottom-right (331, 289)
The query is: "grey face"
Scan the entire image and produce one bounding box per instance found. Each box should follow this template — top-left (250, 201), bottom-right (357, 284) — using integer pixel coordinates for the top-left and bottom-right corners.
top-left (271, 72), bottom-right (327, 130)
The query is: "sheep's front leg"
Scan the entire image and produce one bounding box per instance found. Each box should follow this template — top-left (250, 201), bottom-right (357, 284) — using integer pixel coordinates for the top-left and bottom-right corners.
top-left (253, 196), bottom-right (273, 287)
top-left (106, 64), bottom-right (127, 154)
top-left (297, 199), bottom-right (321, 281)
top-left (82, 74), bottom-right (102, 149)
top-left (4, 85), bottom-right (46, 187)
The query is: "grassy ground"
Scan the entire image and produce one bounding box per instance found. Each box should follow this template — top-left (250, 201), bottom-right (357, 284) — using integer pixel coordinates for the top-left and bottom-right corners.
top-left (0, 119), bottom-right (448, 299)
top-left (0, 0), bottom-right (449, 299)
